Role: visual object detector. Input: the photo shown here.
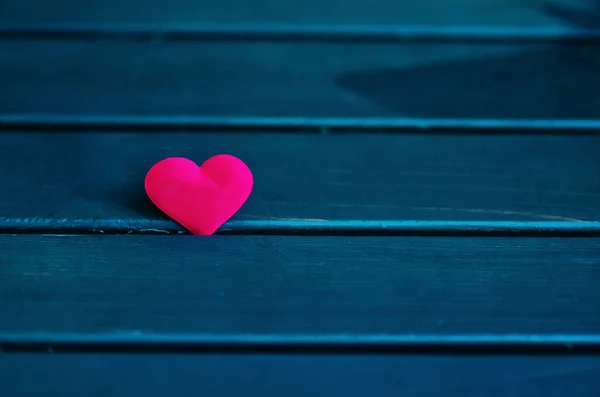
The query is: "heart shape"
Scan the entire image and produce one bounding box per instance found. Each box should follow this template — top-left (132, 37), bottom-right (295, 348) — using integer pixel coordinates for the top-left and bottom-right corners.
top-left (145, 155), bottom-right (253, 235)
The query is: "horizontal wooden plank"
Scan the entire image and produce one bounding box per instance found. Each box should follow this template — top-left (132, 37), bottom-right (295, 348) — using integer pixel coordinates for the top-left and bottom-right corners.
top-left (1, 132), bottom-right (599, 232)
top-left (0, 0), bottom-right (593, 28)
top-left (1, 354), bottom-right (600, 397)
top-left (1, 235), bottom-right (599, 351)
top-left (2, 41), bottom-right (600, 119)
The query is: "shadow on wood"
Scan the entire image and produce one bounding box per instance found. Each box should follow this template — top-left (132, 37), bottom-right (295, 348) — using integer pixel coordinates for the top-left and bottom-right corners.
top-left (337, 46), bottom-right (600, 119)
top-left (337, 1), bottom-right (600, 119)
top-left (543, 0), bottom-right (600, 30)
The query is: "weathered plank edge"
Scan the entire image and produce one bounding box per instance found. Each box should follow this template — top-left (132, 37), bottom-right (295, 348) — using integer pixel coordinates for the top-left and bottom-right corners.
top-left (1, 218), bottom-right (600, 236)
top-left (2, 24), bottom-right (600, 44)
top-left (2, 333), bottom-right (599, 354)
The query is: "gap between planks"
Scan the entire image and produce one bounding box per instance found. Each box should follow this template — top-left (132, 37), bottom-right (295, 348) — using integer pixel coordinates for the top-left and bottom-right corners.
top-left (3, 333), bottom-right (600, 355)
top-left (3, 115), bottom-right (600, 134)
top-left (2, 24), bottom-right (600, 44)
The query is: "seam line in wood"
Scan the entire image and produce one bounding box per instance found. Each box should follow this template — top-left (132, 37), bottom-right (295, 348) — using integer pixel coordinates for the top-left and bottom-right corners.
top-left (3, 115), bottom-right (600, 133)
top-left (1, 218), bottom-right (599, 236)
top-left (2, 24), bottom-right (600, 44)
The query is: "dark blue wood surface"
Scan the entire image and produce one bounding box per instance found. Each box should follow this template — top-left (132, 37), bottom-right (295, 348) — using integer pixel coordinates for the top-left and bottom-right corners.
top-left (1, 236), bottom-right (599, 343)
top-left (2, 40), bottom-right (600, 120)
top-left (1, 0), bottom-right (593, 26)
top-left (1, 0), bottom-right (600, 395)
top-left (2, 354), bottom-right (600, 397)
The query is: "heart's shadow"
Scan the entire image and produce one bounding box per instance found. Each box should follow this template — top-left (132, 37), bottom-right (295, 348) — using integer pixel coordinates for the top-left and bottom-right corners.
top-left (336, 1), bottom-right (600, 120)
top-left (120, 185), bottom-right (165, 219)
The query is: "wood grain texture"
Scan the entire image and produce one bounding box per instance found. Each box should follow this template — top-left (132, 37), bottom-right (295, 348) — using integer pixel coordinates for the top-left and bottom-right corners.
top-left (0, 235), bottom-right (599, 350)
top-left (1, 354), bottom-right (600, 397)
top-left (2, 41), bottom-right (600, 120)
top-left (0, 0), bottom-right (595, 28)
top-left (1, 132), bottom-right (600, 232)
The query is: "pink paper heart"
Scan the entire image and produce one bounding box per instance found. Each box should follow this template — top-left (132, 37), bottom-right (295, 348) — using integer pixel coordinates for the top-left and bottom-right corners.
top-left (145, 155), bottom-right (253, 235)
